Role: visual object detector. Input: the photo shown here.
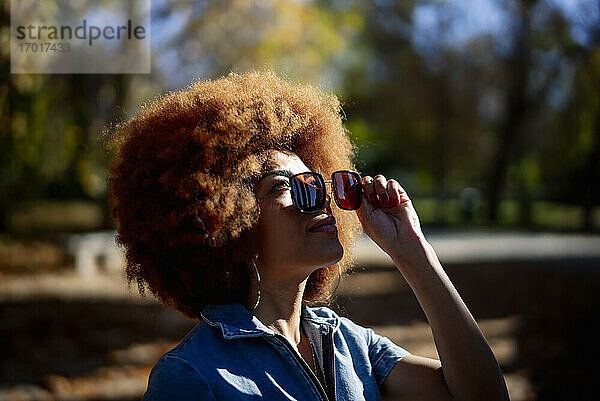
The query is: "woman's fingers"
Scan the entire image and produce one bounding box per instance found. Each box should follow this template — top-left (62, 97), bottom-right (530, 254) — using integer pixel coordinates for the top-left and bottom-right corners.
top-left (362, 175), bottom-right (374, 198)
top-left (373, 175), bottom-right (388, 202)
top-left (388, 179), bottom-right (402, 205)
top-left (362, 174), bottom-right (387, 202)
top-left (361, 174), bottom-right (410, 207)
top-left (388, 179), bottom-right (411, 204)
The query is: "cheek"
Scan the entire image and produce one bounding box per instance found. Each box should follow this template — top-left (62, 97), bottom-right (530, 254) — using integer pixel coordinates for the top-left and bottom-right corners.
top-left (257, 200), bottom-right (302, 242)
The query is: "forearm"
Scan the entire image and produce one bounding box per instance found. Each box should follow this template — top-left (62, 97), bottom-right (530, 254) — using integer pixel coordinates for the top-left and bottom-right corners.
top-left (390, 239), bottom-right (509, 401)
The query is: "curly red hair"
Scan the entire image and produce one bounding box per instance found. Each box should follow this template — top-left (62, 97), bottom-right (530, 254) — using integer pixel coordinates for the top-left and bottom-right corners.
top-left (108, 69), bottom-right (363, 318)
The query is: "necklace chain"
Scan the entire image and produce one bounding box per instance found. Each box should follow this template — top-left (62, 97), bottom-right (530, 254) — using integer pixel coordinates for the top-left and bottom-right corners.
top-left (302, 327), bottom-right (320, 381)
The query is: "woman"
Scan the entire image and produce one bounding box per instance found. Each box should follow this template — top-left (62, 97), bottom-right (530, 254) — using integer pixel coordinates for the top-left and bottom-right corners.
top-left (109, 70), bottom-right (509, 400)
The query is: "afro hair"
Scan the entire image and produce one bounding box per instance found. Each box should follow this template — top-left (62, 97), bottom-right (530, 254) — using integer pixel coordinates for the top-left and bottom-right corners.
top-left (108, 69), bottom-right (364, 318)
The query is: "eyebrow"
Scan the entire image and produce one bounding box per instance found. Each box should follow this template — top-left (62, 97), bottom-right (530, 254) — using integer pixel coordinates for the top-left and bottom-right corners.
top-left (258, 169), bottom-right (295, 183)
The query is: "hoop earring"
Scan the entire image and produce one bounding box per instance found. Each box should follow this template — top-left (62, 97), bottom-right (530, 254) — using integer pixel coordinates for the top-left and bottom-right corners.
top-left (250, 259), bottom-right (261, 310)
top-left (302, 263), bottom-right (342, 304)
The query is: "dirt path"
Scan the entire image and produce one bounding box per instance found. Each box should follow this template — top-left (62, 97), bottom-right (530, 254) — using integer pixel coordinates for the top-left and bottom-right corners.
top-left (2, 254), bottom-right (599, 400)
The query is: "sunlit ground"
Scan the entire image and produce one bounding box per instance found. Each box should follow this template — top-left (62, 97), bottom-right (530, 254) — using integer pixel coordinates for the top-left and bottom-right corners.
top-left (3, 234), bottom-right (598, 401)
top-left (0, 269), bottom-right (532, 401)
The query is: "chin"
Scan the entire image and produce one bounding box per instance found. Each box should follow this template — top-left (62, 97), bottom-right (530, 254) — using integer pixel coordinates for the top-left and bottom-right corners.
top-left (315, 244), bottom-right (344, 269)
top-left (333, 243), bottom-right (344, 262)
top-left (298, 235), bottom-right (344, 269)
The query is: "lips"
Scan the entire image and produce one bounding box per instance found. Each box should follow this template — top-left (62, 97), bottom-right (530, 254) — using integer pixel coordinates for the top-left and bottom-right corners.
top-left (307, 215), bottom-right (337, 232)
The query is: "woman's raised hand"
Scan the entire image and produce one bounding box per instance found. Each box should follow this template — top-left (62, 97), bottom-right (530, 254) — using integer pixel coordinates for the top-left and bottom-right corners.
top-left (356, 174), bottom-right (426, 259)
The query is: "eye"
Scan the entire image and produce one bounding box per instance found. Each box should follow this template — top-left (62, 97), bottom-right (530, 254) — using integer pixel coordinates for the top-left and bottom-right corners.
top-left (271, 180), bottom-right (290, 192)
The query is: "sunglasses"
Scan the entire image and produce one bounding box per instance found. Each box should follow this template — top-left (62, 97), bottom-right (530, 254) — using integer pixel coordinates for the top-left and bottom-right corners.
top-left (289, 170), bottom-right (398, 214)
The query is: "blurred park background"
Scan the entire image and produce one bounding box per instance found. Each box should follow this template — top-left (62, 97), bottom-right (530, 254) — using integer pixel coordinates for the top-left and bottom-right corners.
top-left (1, 0), bottom-right (600, 400)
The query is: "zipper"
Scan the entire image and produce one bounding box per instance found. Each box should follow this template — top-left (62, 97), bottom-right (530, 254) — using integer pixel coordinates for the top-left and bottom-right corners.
top-left (272, 333), bottom-right (330, 401)
top-left (321, 327), bottom-right (336, 401)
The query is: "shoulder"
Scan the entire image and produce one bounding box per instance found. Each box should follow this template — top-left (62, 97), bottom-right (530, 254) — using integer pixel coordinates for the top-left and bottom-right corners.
top-left (146, 322), bottom-right (213, 383)
top-left (144, 322), bottom-right (221, 400)
top-left (148, 320), bottom-right (208, 373)
top-left (144, 354), bottom-right (215, 401)
top-left (166, 318), bottom-right (228, 360)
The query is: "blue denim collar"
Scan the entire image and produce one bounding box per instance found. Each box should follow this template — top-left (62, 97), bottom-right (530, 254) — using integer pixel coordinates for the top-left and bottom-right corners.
top-left (200, 302), bottom-right (339, 339)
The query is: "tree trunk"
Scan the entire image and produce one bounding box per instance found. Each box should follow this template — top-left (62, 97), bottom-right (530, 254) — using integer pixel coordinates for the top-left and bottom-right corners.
top-left (582, 111), bottom-right (600, 231)
top-left (101, 74), bottom-right (130, 230)
top-left (487, 1), bottom-right (533, 224)
top-left (434, 77), bottom-right (449, 226)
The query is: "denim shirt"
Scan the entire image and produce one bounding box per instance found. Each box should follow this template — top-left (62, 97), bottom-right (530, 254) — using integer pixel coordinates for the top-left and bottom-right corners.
top-left (143, 302), bottom-right (411, 400)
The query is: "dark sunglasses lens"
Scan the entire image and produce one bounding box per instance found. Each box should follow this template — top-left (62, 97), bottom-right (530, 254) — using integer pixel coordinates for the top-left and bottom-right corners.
top-left (291, 173), bottom-right (325, 213)
top-left (332, 171), bottom-right (362, 210)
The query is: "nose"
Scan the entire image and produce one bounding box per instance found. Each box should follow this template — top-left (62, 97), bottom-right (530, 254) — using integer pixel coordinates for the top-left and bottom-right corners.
top-left (320, 191), bottom-right (333, 213)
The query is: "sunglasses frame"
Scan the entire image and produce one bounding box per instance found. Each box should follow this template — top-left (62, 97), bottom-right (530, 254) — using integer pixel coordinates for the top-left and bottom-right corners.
top-left (289, 169), bottom-right (363, 214)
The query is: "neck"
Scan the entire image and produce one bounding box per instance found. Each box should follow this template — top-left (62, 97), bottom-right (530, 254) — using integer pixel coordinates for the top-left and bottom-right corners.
top-left (251, 275), bottom-right (308, 347)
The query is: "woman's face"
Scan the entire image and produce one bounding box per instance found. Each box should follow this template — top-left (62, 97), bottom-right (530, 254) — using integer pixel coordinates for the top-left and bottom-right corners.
top-left (253, 149), bottom-right (344, 281)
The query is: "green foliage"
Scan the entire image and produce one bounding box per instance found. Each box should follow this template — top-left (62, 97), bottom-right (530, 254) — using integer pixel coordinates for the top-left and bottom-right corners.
top-left (1, 0), bottom-right (599, 232)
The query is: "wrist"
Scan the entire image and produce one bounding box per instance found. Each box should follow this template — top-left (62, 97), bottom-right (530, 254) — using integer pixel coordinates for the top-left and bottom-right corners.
top-left (389, 237), bottom-right (436, 270)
